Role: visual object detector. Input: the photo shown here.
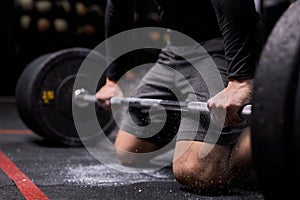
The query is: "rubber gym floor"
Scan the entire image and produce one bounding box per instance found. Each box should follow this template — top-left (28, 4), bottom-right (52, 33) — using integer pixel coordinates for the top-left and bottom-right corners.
top-left (0, 97), bottom-right (265, 200)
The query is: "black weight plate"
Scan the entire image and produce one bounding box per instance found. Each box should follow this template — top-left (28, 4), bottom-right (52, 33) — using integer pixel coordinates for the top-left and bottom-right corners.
top-left (16, 53), bottom-right (52, 137)
top-left (251, 1), bottom-right (300, 199)
top-left (293, 54), bottom-right (300, 192)
top-left (16, 47), bottom-right (115, 146)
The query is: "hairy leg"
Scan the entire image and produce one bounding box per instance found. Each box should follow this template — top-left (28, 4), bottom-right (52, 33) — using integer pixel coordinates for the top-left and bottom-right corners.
top-left (172, 127), bottom-right (252, 191)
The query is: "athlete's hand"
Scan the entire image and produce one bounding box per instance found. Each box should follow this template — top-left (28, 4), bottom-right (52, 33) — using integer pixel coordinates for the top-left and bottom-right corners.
top-left (207, 79), bottom-right (253, 126)
top-left (95, 78), bottom-right (123, 109)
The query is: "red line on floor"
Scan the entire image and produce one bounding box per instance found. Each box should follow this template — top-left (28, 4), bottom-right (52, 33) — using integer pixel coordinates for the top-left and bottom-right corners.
top-left (0, 129), bottom-right (33, 134)
top-left (0, 150), bottom-right (49, 200)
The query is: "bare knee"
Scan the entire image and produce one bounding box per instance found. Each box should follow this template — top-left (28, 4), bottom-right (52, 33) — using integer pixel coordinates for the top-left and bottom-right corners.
top-left (114, 144), bottom-right (161, 167)
top-left (173, 159), bottom-right (230, 191)
top-left (114, 139), bottom-right (147, 165)
top-left (114, 147), bottom-right (135, 165)
top-left (114, 130), bottom-right (160, 166)
top-left (172, 142), bottom-right (232, 191)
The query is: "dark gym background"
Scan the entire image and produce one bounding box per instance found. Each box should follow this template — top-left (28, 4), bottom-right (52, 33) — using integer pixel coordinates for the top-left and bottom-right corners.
top-left (0, 0), bottom-right (161, 96)
top-left (0, 0), bottom-right (290, 97)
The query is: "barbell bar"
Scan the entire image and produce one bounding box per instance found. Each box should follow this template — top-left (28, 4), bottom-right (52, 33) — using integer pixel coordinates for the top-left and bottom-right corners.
top-left (73, 88), bottom-right (252, 118)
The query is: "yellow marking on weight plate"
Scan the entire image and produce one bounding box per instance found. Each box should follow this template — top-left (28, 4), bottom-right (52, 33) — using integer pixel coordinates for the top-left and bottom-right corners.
top-left (42, 90), bottom-right (55, 104)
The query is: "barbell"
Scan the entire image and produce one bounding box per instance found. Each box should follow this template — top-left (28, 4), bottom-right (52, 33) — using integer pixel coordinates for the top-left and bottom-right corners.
top-left (72, 87), bottom-right (252, 116)
top-left (15, 1), bottom-right (300, 199)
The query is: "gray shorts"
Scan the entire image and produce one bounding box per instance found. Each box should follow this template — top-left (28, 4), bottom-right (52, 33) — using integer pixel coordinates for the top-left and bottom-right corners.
top-left (119, 37), bottom-right (247, 147)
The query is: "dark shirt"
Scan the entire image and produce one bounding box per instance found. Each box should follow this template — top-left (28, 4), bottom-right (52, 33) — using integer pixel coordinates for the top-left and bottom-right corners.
top-left (105, 0), bottom-right (258, 81)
